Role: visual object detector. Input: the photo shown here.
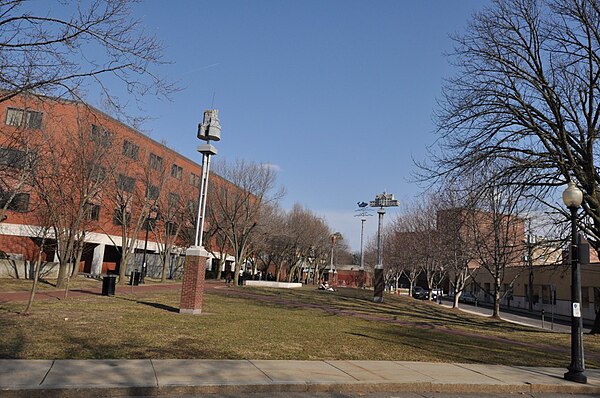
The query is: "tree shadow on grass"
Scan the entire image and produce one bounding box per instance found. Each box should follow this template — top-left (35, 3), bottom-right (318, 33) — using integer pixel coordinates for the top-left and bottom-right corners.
top-left (70, 289), bottom-right (102, 296)
top-left (114, 296), bottom-right (179, 313)
top-left (136, 300), bottom-right (179, 313)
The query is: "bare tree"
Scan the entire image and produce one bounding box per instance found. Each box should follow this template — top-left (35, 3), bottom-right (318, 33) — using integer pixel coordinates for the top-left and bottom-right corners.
top-left (23, 221), bottom-right (51, 314)
top-left (252, 204), bottom-right (332, 283)
top-left (398, 200), bottom-right (445, 300)
top-left (153, 166), bottom-right (195, 283)
top-left (0, 0), bottom-right (174, 119)
top-left (425, 0), bottom-right (600, 249)
top-left (208, 159), bottom-right (284, 286)
top-left (436, 189), bottom-right (477, 309)
top-left (34, 107), bottom-right (113, 289)
top-left (253, 204), bottom-right (287, 280)
top-left (465, 183), bottom-right (528, 318)
top-left (99, 125), bottom-right (167, 284)
top-left (424, 0), bottom-right (600, 324)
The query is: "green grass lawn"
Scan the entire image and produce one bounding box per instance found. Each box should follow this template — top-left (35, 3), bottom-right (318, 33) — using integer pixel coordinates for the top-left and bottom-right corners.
top-left (0, 278), bottom-right (598, 367)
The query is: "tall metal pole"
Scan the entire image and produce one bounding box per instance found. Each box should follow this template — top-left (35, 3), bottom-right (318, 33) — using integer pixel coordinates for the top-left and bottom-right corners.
top-left (360, 217), bottom-right (365, 270)
top-left (564, 205), bottom-right (587, 383)
top-left (355, 203), bottom-right (372, 289)
top-left (373, 207), bottom-right (385, 302)
top-left (179, 108), bottom-right (220, 315)
top-left (194, 151), bottom-right (212, 247)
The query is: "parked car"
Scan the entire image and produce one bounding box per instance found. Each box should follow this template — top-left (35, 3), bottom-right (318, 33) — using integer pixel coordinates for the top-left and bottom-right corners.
top-left (430, 288), bottom-right (443, 300)
top-left (412, 286), bottom-right (428, 299)
top-left (458, 292), bottom-right (478, 304)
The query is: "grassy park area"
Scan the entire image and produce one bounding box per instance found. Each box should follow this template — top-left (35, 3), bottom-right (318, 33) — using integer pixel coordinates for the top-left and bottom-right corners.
top-left (0, 277), bottom-right (598, 367)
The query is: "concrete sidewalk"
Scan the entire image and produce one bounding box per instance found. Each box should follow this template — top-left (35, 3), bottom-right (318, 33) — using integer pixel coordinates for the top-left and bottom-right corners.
top-left (0, 360), bottom-right (599, 397)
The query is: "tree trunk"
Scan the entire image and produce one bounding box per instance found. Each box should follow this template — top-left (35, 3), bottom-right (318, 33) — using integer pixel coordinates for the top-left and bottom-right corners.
top-left (161, 249), bottom-right (172, 283)
top-left (216, 258), bottom-right (223, 280)
top-left (453, 293), bottom-right (460, 309)
top-left (493, 291), bottom-right (501, 318)
top-left (117, 224), bottom-right (130, 285)
top-left (56, 262), bottom-right (69, 289)
top-left (24, 249), bottom-right (44, 314)
top-left (71, 240), bottom-right (84, 278)
top-left (493, 277), bottom-right (501, 318)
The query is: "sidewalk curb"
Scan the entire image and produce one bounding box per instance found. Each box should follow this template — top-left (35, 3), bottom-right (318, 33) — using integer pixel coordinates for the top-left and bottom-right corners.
top-left (2, 380), bottom-right (600, 397)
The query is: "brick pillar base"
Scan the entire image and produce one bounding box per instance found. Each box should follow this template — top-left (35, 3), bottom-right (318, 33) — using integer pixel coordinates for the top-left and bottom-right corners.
top-left (373, 265), bottom-right (384, 303)
top-left (358, 269), bottom-right (365, 289)
top-left (179, 246), bottom-right (208, 315)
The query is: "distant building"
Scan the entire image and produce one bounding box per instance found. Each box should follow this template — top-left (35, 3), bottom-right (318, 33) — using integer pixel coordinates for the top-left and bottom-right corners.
top-left (332, 264), bottom-right (372, 288)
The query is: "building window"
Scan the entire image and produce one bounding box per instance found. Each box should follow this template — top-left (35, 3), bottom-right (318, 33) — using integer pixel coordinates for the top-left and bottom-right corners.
top-left (90, 165), bottom-right (106, 183)
top-left (189, 172), bottom-right (201, 187)
top-left (149, 153), bottom-right (163, 170)
top-left (165, 221), bottom-right (178, 236)
top-left (5, 108), bottom-right (43, 129)
top-left (118, 174), bottom-right (135, 193)
top-left (171, 164), bottom-right (183, 179)
top-left (146, 185), bottom-right (159, 200)
top-left (582, 286), bottom-right (590, 309)
top-left (541, 285), bottom-right (556, 305)
top-left (122, 140), bottom-right (139, 160)
top-left (91, 124), bottom-right (112, 147)
top-left (187, 199), bottom-right (198, 214)
top-left (113, 209), bottom-right (131, 226)
top-left (0, 147), bottom-right (28, 169)
top-left (84, 203), bottom-right (100, 221)
top-left (0, 192), bottom-right (30, 212)
top-left (168, 192), bottom-right (180, 209)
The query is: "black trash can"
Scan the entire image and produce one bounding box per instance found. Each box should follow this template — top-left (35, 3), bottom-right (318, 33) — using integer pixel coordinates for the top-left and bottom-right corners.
top-left (102, 275), bottom-right (117, 296)
top-left (129, 271), bottom-right (141, 286)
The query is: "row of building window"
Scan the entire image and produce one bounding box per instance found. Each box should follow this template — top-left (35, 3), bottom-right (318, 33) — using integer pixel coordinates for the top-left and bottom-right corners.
top-left (5, 108), bottom-right (43, 130)
top-left (3, 109), bottom-right (200, 187)
top-left (84, 202), bottom-right (180, 236)
top-left (476, 282), bottom-right (596, 310)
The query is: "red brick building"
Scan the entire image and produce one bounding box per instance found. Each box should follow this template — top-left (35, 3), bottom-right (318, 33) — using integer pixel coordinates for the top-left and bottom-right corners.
top-left (0, 92), bottom-right (230, 277)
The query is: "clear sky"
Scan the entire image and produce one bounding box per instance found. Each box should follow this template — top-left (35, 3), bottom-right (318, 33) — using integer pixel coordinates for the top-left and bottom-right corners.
top-left (99, 0), bottom-right (490, 252)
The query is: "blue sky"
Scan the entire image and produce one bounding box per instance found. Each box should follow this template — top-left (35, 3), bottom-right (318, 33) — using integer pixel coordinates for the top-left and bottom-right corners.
top-left (102, 0), bottom-right (489, 251)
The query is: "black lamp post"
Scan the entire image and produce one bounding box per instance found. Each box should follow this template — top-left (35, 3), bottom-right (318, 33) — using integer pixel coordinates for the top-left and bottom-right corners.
top-left (562, 181), bottom-right (587, 384)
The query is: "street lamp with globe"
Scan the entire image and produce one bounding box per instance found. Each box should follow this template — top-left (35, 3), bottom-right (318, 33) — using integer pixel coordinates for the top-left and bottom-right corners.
top-left (562, 181), bottom-right (587, 384)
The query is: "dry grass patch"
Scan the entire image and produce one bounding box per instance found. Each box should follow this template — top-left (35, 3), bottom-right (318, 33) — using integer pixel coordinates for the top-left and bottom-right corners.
top-left (0, 282), bottom-right (597, 367)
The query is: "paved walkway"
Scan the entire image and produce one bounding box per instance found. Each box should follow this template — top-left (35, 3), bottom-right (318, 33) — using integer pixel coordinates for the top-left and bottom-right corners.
top-left (1, 359), bottom-right (600, 397)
